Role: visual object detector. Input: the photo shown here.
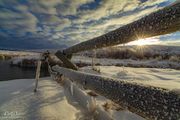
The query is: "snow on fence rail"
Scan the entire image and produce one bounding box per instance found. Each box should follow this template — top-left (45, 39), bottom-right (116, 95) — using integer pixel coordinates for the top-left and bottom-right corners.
top-left (44, 1), bottom-right (180, 120)
top-left (52, 66), bottom-right (180, 120)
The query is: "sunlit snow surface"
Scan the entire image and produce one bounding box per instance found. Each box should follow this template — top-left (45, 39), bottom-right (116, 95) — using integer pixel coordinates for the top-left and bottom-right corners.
top-left (80, 66), bottom-right (180, 90)
top-left (0, 66), bottom-right (179, 120)
top-left (0, 78), bottom-right (79, 120)
top-left (0, 77), bottom-right (144, 120)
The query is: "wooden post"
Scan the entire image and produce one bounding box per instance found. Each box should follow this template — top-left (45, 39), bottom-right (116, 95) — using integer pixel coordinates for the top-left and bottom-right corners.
top-left (34, 60), bottom-right (42, 92)
top-left (55, 50), bottom-right (78, 70)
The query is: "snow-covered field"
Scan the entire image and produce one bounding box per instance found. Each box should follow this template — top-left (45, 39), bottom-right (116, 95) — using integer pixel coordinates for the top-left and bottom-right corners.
top-left (72, 56), bottom-right (180, 69)
top-left (81, 66), bottom-right (180, 90)
top-left (0, 49), bottom-right (179, 119)
top-left (0, 50), bottom-right (40, 56)
top-left (0, 77), bottom-right (80, 120)
top-left (0, 66), bottom-right (179, 120)
top-left (2, 46), bottom-right (179, 70)
top-left (0, 77), bottom-right (144, 120)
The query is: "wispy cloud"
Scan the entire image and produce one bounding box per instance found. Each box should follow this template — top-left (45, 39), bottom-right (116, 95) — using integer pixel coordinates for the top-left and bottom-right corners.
top-left (0, 0), bottom-right (178, 49)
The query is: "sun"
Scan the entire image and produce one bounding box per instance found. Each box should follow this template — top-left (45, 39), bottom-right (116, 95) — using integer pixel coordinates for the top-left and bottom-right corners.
top-left (128, 37), bottom-right (160, 46)
top-left (130, 39), bottom-right (149, 46)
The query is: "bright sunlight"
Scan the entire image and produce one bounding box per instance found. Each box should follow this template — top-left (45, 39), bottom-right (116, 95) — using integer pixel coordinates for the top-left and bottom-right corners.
top-left (128, 37), bottom-right (160, 46)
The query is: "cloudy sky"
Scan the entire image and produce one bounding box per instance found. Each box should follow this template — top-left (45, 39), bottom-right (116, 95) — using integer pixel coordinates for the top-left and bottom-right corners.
top-left (0, 0), bottom-right (179, 49)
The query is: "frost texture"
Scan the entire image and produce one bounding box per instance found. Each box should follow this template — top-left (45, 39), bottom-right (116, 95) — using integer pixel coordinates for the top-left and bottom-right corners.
top-left (64, 2), bottom-right (180, 54)
top-left (53, 66), bottom-right (180, 120)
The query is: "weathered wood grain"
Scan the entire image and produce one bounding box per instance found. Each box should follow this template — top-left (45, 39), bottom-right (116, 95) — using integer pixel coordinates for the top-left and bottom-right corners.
top-left (52, 66), bottom-right (180, 120)
top-left (55, 50), bottom-right (78, 70)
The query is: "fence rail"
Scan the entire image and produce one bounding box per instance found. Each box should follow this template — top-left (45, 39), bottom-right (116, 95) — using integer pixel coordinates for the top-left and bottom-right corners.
top-left (62, 2), bottom-right (180, 55)
top-left (47, 1), bottom-right (180, 120)
top-left (52, 66), bottom-right (180, 120)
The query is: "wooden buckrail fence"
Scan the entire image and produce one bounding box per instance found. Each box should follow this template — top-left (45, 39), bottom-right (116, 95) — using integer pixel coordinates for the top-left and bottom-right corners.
top-left (52, 66), bottom-right (180, 120)
top-left (45, 1), bottom-right (180, 120)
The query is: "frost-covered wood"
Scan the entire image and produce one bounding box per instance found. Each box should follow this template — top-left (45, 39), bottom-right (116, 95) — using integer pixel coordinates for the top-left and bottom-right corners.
top-left (52, 66), bottom-right (180, 120)
top-left (59, 77), bottom-right (113, 120)
top-left (55, 51), bottom-right (78, 70)
top-left (34, 60), bottom-right (41, 92)
top-left (64, 2), bottom-right (180, 55)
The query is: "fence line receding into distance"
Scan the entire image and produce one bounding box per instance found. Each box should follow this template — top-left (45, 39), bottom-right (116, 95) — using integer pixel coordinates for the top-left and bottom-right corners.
top-left (45, 1), bottom-right (180, 120)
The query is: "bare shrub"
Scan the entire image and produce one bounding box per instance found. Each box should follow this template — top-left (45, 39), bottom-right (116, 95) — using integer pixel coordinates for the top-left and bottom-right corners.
top-left (0, 54), bottom-right (5, 60)
top-left (155, 56), bottom-right (163, 60)
top-left (4, 55), bottom-right (12, 60)
top-left (169, 56), bottom-right (180, 62)
top-left (81, 46), bottom-right (179, 61)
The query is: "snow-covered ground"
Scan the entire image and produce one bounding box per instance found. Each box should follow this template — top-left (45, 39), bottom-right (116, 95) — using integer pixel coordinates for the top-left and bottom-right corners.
top-left (0, 66), bottom-right (179, 120)
top-left (0, 77), bottom-right (144, 120)
top-left (0, 77), bottom-right (79, 120)
top-left (72, 56), bottom-right (180, 69)
top-left (0, 50), bottom-right (40, 56)
top-left (8, 52), bottom-right (179, 69)
top-left (80, 66), bottom-right (180, 90)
